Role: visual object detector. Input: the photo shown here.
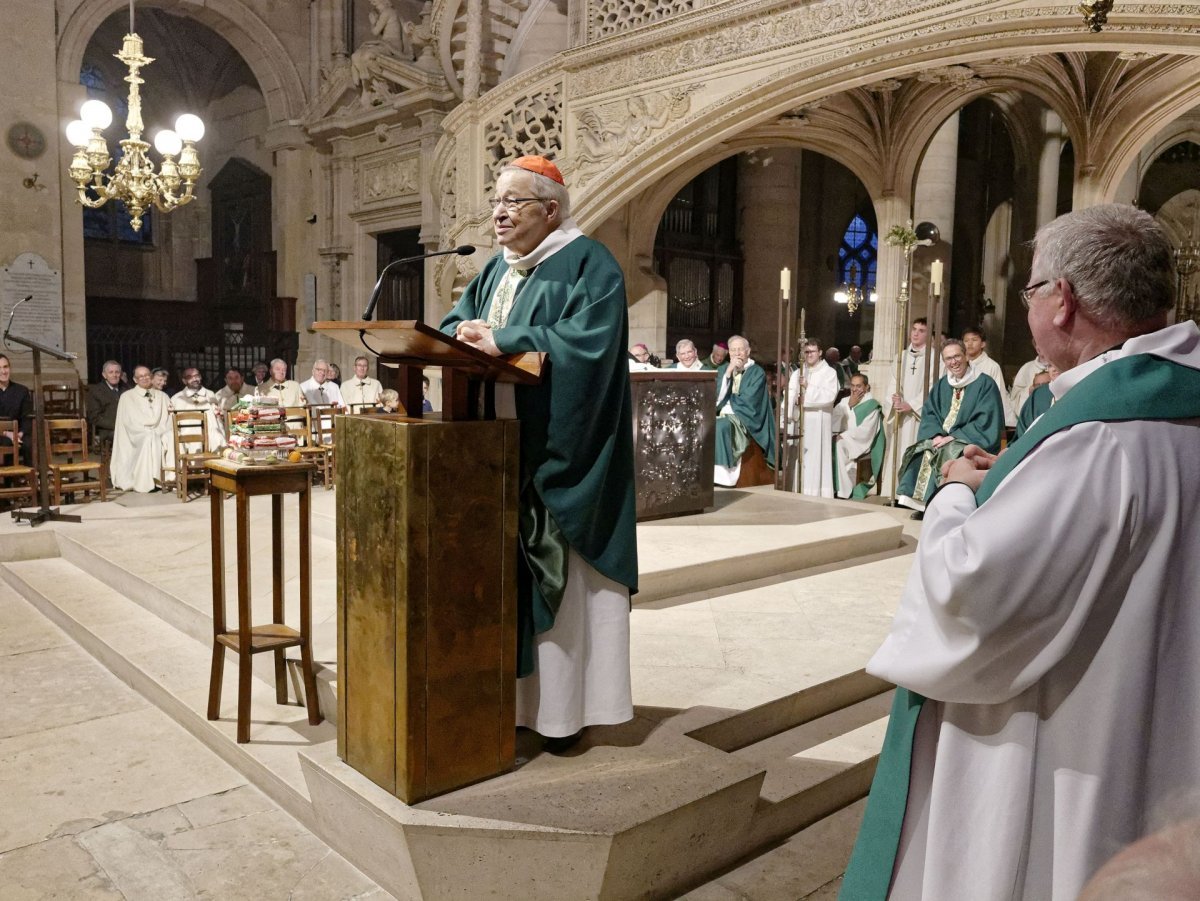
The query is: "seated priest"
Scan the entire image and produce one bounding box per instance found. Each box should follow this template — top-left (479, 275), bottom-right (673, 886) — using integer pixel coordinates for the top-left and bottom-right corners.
top-left (171, 367), bottom-right (225, 449)
top-left (787, 338), bottom-right (840, 497)
top-left (672, 338), bottom-right (705, 370)
top-left (714, 335), bottom-right (776, 487)
top-left (895, 338), bottom-right (1004, 513)
top-left (439, 154), bottom-right (636, 753)
top-left (215, 367), bottom-right (254, 413)
top-left (255, 359), bottom-right (303, 407)
top-left (832, 372), bottom-right (885, 499)
top-left (111, 365), bottom-right (171, 493)
top-left (341, 355), bottom-right (383, 408)
top-left (1014, 366), bottom-right (1059, 439)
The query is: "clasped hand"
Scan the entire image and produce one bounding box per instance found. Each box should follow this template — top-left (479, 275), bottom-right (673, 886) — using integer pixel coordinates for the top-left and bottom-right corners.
top-left (940, 444), bottom-right (1002, 492)
top-left (455, 319), bottom-right (501, 357)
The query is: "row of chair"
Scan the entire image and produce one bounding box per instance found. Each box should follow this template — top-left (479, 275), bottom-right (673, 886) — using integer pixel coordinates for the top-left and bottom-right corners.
top-left (0, 417), bottom-right (106, 508)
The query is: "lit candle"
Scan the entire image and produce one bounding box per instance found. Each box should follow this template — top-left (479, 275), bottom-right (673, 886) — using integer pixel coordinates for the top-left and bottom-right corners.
top-left (930, 259), bottom-right (943, 293)
top-left (780, 267), bottom-right (791, 299)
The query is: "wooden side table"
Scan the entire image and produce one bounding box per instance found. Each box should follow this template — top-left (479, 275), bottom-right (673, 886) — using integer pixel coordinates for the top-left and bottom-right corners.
top-left (205, 458), bottom-right (323, 742)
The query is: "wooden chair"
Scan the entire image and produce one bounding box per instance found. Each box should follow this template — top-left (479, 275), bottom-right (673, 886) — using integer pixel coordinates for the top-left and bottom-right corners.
top-left (169, 410), bottom-right (221, 502)
top-left (0, 419), bottom-right (36, 509)
top-left (43, 417), bottom-right (105, 505)
top-left (305, 403), bottom-right (338, 488)
top-left (42, 382), bottom-right (81, 417)
top-left (735, 440), bottom-right (774, 488)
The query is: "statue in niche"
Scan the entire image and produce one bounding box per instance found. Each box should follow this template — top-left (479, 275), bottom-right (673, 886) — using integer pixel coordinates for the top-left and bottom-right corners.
top-left (350, 0), bottom-right (415, 107)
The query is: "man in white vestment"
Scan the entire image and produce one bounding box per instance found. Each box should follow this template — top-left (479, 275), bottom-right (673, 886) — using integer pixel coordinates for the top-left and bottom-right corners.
top-left (963, 325), bottom-right (1016, 428)
top-left (215, 368), bottom-right (253, 412)
top-left (882, 318), bottom-right (930, 489)
top-left (1008, 342), bottom-right (1051, 413)
top-left (340, 356), bottom-right (382, 407)
top-left (170, 368), bottom-right (224, 450)
top-left (299, 360), bottom-right (346, 408)
top-left (255, 359), bottom-right (303, 407)
top-left (843, 204), bottom-right (1200, 901)
top-left (832, 373), bottom-right (883, 499)
top-left (438, 155), bottom-right (636, 753)
top-left (672, 338), bottom-right (705, 370)
top-left (787, 339), bottom-right (839, 497)
top-left (111, 366), bottom-right (171, 493)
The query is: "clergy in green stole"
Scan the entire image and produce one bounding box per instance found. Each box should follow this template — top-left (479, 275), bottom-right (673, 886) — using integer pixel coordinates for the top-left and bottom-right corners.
top-left (832, 382), bottom-right (885, 500)
top-left (1014, 379), bottom-right (1053, 438)
top-left (439, 157), bottom-right (637, 706)
top-left (713, 336), bottom-right (777, 486)
top-left (895, 341), bottom-right (1003, 512)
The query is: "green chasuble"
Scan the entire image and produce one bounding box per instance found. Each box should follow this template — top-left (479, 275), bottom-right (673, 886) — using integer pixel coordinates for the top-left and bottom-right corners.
top-left (895, 374), bottom-right (1003, 507)
top-left (1014, 382), bottom-right (1053, 439)
top-left (714, 362), bottom-right (777, 469)
top-left (840, 352), bottom-right (1200, 901)
top-left (439, 237), bottom-right (638, 677)
top-left (831, 397), bottom-right (885, 500)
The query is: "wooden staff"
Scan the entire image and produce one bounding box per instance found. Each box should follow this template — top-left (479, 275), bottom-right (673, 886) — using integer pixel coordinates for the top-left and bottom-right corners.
top-left (774, 286), bottom-right (789, 490)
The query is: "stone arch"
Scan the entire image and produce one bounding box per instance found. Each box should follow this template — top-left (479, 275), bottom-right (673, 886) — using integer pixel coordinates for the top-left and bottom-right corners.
top-left (1133, 127), bottom-right (1200, 199)
top-left (57, 0), bottom-right (307, 125)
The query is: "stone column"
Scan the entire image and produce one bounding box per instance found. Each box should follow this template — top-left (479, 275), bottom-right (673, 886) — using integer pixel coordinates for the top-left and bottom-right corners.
top-left (1036, 110), bottom-right (1064, 228)
top-left (463, 0), bottom-right (484, 100)
top-left (914, 112), bottom-right (959, 249)
top-left (738, 149), bottom-right (802, 357)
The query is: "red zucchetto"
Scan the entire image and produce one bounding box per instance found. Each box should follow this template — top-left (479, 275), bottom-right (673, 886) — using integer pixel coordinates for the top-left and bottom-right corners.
top-left (509, 155), bottom-right (564, 185)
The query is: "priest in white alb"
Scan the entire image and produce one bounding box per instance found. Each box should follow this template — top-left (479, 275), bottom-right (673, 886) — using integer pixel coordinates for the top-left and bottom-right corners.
top-left (111, 365), bottom-right (171, 493)
top-left (171, 367), bottom-right (225, 450)
top-left (788, 338), bottom-right (839, 496)
top-left (671, 338), bottom-right (705, 370)
top-left (831, 373), bottom-right (883, 499)
top-left (882, 318), bottom-right (930, 488)
top-left (1008, 341), bottom-right (1051, 413)
top-left (843, 204), bottom-right (1200, 901)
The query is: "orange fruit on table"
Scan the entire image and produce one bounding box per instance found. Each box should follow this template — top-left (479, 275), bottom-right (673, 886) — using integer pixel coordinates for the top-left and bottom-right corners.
top-left (287, 450), bottom-right (302, 463)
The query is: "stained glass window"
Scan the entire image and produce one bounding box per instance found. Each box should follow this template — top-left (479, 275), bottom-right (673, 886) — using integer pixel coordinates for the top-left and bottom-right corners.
top-left (838, 214), bottom-right (877, 288)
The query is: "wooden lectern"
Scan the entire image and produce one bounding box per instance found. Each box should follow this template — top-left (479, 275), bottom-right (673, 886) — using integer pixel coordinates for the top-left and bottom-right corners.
top-left (313, 320), bottom-right (541, 802)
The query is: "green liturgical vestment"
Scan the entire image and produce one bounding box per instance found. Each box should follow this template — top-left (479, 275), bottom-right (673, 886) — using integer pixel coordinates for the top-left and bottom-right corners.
top-left (1014, 381), bottom-right (1053, 439)
top-left (895, 374), bottom-right (1003, 506)
top-left (714, 361), bottom-right (777, 469)
top-left (439, 237), bottom-right (638, 677)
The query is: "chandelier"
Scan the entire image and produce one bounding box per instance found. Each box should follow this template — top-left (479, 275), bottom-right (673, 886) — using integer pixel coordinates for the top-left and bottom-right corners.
top-left (1080, 1), bottom-right (1114, 32)
top-left (64, 1), bottom-right (204, 232)
top-left (833, 261), bottom-right (877, 316)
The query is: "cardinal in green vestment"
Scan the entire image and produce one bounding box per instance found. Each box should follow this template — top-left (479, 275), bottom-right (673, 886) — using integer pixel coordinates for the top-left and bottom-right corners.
top-left (895, 339), bottom-right (1004, 512)
top-left (439, 155), bottom-right (636, 746)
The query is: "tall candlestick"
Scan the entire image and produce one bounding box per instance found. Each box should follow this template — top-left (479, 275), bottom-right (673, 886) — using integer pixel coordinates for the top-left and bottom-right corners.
top-left (930, 259), bottom-right (943, 294)
top-left (780, 267), bottom-right (791, 299)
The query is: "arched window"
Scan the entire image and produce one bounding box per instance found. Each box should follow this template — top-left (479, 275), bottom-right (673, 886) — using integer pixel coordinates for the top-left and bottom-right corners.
top-left (838, 213), bottom-right (877, 288)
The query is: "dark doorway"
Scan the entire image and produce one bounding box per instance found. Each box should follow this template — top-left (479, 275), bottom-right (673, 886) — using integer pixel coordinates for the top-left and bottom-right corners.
top-left (375, 229), bottom-right (425, 321)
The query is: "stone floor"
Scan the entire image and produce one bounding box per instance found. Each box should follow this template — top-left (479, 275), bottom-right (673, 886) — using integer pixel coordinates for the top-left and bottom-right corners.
top-left (0, 582), bottom-right (386, 900)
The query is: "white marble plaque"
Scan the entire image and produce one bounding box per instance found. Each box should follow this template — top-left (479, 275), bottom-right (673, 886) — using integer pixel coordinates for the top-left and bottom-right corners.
top-left (1, 253), bottom-right (64, 351)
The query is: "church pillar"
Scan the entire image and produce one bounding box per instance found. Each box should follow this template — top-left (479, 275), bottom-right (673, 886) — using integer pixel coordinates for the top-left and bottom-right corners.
top-left (914, 112), bottom-right (959, 343)
top-left (463, 0), bottom-right (484, 100)
top-left (1035, 110), bottom-right (1064, 227)
top-left (870, 193), bottom-right (914, 497)
top-left (738, 149), bottom-right (802, 358)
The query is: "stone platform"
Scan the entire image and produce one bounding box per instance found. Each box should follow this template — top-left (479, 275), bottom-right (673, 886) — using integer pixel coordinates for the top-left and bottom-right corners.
top-left (0, 486), bottom-right (914, 900)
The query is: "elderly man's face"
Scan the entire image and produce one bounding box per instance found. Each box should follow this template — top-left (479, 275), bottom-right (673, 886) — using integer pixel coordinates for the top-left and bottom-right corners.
top-left (942, 345), bottom-right (968, 379)
top-left (491, 170), bottom-right (558, 256)
top-left (151, 371), bottom-right (168, 390)
top-left (849, 346), bottom-right (862, 362)
top-left (910, 323), bottom-right (929, 348)
top-left (711, 345), bottom-right (728, 365)
top-left (103, 363), bottom-right (122, 386)
top-left (133, 367), bottom-right (153, 389)
top-left (253, 364), bottom-right (268, 383)
top-left (312, 362), bottom-right (329, 384)
top-left (728, 339), bottom-right (750, 368)
top-left (270, 361), bottom-right (288, 383)
top-left (183, 369), bottom-right (202, 390)
top-left (676, 343), bottom-right (697, 366)
top-left (225, 370), bottom-right (244, 391)
top-left (354, 358), bottom-right (369, 379)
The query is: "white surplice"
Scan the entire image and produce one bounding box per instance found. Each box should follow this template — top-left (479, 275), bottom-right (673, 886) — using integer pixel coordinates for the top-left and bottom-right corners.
top-left (881, 345), bottom-right (929, 492)
top-left (255, 380), bottom-right (303, 407)
top-left (111, 388), bottom-right (171, 492)
top-left (969, 350), bottom-right (1016, 428)
top-left (788, 359), bottom-right (839, 497)
top-left (299, 377), bottom-right (345, 407)
top-left (1009, 355), bottom-right (1050, 413)
top-left (170, 387), bottom-right (225, 450)
top-left (215, 383), bottom-right (253, 412)
top-left (831, 392), bottom-right (881, 499)
top-left (341, 377), bottom-right (382, 407)
top-left (868, 321), bottom-right (1200, 900)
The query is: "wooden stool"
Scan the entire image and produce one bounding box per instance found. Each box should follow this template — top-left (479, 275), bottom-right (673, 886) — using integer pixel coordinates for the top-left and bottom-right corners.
top-left (205, 459), bottom-right (322, 742)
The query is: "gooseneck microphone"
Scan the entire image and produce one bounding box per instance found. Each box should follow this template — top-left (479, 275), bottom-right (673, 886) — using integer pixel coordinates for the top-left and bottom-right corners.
top-left (4, 295), bottom-right (33, 342)
top-left (361, 245), bottom-right (476, 321)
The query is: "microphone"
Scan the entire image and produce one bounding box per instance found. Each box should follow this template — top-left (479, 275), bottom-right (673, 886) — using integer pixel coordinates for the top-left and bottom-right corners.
top-left (4, 295), bottom-right (32, 341)
top-left (362, 245), bottom-right (476, 321)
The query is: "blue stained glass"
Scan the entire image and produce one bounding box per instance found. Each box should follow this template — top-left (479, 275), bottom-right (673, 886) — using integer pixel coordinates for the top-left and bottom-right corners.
top-left (839, 213), bottom-right (878, 288)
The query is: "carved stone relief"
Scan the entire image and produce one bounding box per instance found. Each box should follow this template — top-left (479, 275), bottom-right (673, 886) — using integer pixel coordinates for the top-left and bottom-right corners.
top-left (916, 64), bottom-right (981, 89)
top-left (356, 156), bottom-right (420, 205)
top-left (590, 0), bottom-right (697, 42)
top-left (482, 85), bottom-right (562, 189)
top-left (574, 85), bottom-right (701, 186)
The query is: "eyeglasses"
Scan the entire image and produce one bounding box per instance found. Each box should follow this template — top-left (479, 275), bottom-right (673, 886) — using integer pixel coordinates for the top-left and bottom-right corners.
top-left (1020, 279), bottom-right (1050, 308)
top-left (488, 196), bottom-right (544, 213)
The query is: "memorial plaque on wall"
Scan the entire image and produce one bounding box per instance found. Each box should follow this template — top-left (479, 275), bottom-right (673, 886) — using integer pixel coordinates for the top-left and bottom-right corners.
top-left (1, 252), bottom-right (64, 351)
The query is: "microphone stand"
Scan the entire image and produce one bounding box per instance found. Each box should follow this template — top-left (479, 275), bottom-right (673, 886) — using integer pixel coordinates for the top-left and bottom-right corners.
top-left (4, 309), bottom-right (80, 526)
top-left (361, 245), bottom-right (476, 322)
